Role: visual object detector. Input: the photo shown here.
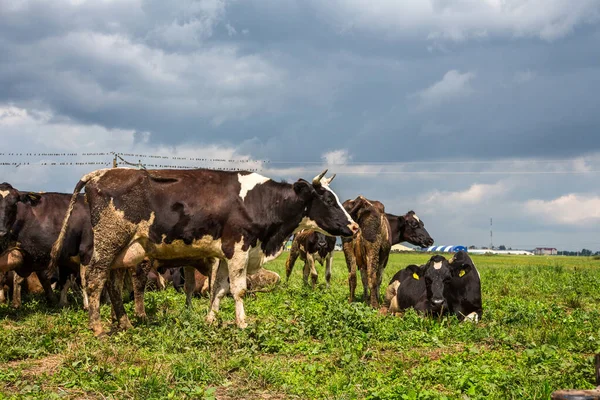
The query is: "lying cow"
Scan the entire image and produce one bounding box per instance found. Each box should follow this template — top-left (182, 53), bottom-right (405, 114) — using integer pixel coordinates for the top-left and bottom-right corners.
top-left (51, 168), bottom-right (358, 336)
top-left (183, 264), bottom-right (280, 297)
top-left (385, 252), bottom-right (482, 321)
top-left (0, 184), bottom-right (93, 308)
top-left (342, 195), bottom-right (434, 308)
top-left (285, 230), bottom-right (336, 288)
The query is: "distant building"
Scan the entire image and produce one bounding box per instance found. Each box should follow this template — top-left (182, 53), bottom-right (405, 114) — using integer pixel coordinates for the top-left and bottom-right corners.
top-left (469, 249), bottom-right (534, 256)
top-left (391, 244), bottom-right (415, 252)
top-left (534, 247), bottom-right (557, 255)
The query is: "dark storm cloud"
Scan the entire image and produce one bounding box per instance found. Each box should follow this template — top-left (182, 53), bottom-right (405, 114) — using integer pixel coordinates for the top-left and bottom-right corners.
top-left (2, 0), bottom-right (600, 250)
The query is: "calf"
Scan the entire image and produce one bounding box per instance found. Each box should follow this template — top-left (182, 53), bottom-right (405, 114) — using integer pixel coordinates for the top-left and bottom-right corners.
top-left (0, 183), bottom-right (93, 308)
top-left (386, 252), bottom-right (482, 321)
top-left (285, 230), bottom-right (336, 288)
top-left (342, 196), bottom-right (434, 308)
top-left (51, 168), bottom-right (358, 335)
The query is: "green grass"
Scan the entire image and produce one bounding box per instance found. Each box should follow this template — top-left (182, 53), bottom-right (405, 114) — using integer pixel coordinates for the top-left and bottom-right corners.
top-left (1, 253), bottom-right (599, 399)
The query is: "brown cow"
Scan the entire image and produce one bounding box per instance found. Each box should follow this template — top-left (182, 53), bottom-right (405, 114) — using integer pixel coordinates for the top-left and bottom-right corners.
top-left (342, 196), bottom-right (434, 308)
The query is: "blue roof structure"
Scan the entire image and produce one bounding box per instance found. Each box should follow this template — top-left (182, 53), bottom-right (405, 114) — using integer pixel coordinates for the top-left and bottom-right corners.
top-left (423, 245), bottom-right (468, 253)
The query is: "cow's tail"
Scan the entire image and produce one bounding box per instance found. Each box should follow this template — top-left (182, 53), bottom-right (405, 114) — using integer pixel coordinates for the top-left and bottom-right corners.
top-left (49, 170), bottom-right (103, 274)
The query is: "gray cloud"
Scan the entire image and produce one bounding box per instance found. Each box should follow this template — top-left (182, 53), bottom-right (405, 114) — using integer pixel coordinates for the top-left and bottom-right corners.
top-left (1, 0), bottom-right (600, 250)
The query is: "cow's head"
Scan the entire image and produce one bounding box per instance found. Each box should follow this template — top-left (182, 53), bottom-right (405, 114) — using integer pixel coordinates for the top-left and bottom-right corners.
top-left (399, 211), bottom-right (434, 248)
top-left (293, 170), bottom-right (359, 238)
top-left (0, 183), bottom-right (41, 239)
top-left (414, 255), bottom-right (452, 314)
top-left (310, 231), bottom-right (331, 258)
top-left (448, 250), bottom-right (476, 279)
top-left (344, 195), bottom-right (386, 222)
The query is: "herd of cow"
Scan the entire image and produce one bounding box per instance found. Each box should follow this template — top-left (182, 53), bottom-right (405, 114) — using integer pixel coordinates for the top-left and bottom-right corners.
top-left (0, 166), bottom-right (482, 336)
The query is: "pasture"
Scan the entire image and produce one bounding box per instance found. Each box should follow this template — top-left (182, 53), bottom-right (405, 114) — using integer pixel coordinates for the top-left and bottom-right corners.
top-left (1, 253), bottom-right (599, 399)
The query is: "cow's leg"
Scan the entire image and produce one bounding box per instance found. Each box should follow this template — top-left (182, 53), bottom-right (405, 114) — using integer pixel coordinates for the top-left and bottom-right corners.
top-left (59, 274), bottom-right (74, 307)
top-left (285, 249), bottom-right (299, 283)
top-left (324, 253), bottom-right (333, 288)
top-left (206, 259), bottom-right (229, 325)
top-left (374, 263), bottom-right (385, 309)
top-left (106, 269), bottom-right (133, 331)
top-left (359, 266), bottom-right (369, 301)
top-left (368, 251), bottom-right (381, 308)
top-left (36, 271), bottom-right (58, 306)
top-left (80, 264), bottom-right (89, 310)
top-left (307, 254), bottom-right (318, 288)
top-left (132, 260), bottom-right (151, 320)
top-left (302, 257), bottom-right (312, 286)
top-left (184, 266), bottom-right (196, 308)
top-left (343, 242), bottom-right (357, 303)
top-left (86, 262), bottom-right (111, 337)
top-left (12, 272), bottom-right (24, 309)
top-left (227, 251), bottom-right (249, 329)
top-left (0, 271), bottom-right (7, 303)
top-left (156, 270), bottom-right (166, 291)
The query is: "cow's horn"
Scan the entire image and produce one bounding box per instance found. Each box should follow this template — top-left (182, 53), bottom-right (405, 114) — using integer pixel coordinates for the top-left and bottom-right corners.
top-left (312, 169), bottom-right (328, 186)
top-left (322, 173), bottom-right (336, 186)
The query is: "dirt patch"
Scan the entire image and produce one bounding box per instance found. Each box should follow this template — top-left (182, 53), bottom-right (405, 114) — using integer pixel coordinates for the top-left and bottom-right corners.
top-left (5, 353), bottom-right (64, 378)
top-left (0, 320), bottom-right (23, 331)
top-left (213, 370), bottom-right (299, 400)
top-left (214, 384), bottom-right (296, 400)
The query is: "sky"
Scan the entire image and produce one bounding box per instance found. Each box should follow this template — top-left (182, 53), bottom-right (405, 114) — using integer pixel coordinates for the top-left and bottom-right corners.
top-left (1, 0), bottom-right (600, 251)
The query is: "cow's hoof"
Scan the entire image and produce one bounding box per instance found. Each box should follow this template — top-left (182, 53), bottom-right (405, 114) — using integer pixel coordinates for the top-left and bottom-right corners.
top-left (236, 320), bottom-right (248, 329)
top-left (135, 313), bottom-right (148, 323)
top-left (206, 312), bottom-right (217, 325)
top-left (118, 317), bottom-right (134, 331)
top-left (90, 323), bottom-right (106, 338)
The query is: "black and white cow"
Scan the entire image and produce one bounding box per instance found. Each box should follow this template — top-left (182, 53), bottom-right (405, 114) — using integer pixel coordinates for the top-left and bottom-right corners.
top-left (285, 229), bottom-right (337, 288)
top-left (446, 251), bottom-right (482, 322)
top-left (385, 252), bottom-right (482, 321)
top-left (51, 168), bottom-right (358, 336)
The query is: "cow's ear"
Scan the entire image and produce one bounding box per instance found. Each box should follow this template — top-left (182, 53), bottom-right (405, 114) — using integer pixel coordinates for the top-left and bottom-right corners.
top-left (452, 263), bottom-right (472, 278)
top-left (293, 180), bottom-right (316, 202)
top-left (407, 264), bottom-right (423, 280)
top-left (347, 199), bottom-right (365, 219)
top-left (19, 192), bottom-right (41, 205)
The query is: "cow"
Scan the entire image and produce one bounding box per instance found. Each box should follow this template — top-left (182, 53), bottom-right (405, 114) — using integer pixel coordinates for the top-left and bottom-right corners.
top-left (180, 264), bottom-right (280, 298)
top-left (0, 183), bottom-right (93, 309)
top-left (0, 271), bottom-right (44, 308)
top-left (285, 230), bottom-right (336, 288)
top-left (50, 168), bottom-right (358, 336)
top-left (341, 195), bottom-right (434, 308)
top-left (386, 252), bottom-right (482, 321)
top-left (446, 251), bottom-right (482, 322)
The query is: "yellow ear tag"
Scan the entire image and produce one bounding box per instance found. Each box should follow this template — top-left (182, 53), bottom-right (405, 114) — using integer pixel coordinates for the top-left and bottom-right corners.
top-left (459, 270), bottom-right (466, 277)
top-left (412, 272), bottom-right (419, 280)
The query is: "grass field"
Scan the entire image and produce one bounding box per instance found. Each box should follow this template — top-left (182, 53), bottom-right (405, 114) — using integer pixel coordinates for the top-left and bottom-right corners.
top-left (1, 253), bottom-right (600, 399)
